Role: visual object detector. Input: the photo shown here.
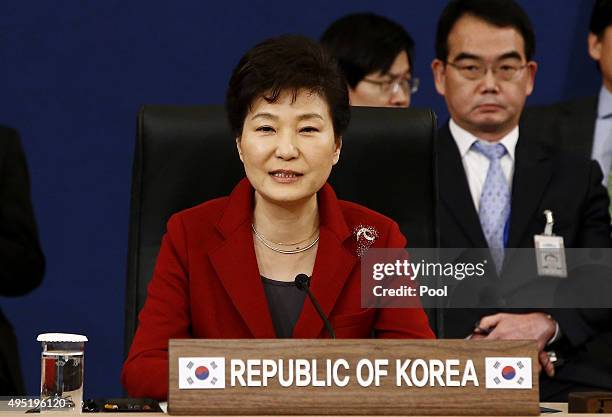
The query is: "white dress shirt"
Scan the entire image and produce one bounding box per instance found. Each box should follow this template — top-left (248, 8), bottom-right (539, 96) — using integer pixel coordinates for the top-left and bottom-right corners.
top-left (449, 119), bottom-right (518, 211)
top-left (591, 85), bottom-right (612, 185)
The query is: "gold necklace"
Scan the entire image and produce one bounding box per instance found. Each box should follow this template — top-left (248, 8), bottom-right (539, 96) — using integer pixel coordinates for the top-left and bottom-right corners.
top-left (251, 224), bottom-right (319, 255)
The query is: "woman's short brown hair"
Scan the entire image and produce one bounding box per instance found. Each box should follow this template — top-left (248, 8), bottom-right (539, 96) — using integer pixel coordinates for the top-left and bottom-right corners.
top-left (226, 35), bottom-right (350, 142)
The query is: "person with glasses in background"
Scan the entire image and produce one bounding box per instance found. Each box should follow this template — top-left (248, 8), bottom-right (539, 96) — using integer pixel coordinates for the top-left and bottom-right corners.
top-left (321, 13), bottom-right (418, 108)
top-left (431, 0), bottom-right (612, 401)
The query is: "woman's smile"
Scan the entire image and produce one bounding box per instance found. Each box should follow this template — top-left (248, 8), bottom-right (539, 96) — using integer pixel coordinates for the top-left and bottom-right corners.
top-left (269, 169), bottom-right (304, 183)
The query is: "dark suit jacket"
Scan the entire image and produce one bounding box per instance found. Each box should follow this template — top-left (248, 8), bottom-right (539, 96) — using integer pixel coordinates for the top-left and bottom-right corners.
top-left (437, 122), bottom-right (612, 393)
top-left (0, 126), bottom-right (45, 394)
top-left (522, 96), bottom-right (598, 159)
top-left (122, 178), bottom-right (435, 400)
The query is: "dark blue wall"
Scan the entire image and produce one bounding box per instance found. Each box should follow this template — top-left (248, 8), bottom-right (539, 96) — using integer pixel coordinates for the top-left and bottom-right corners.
top-left (0, 0), bottom-right (599, 398)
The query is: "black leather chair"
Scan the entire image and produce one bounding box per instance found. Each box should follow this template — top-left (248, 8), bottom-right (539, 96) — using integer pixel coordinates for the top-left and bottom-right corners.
top-left (124, 105), bottom-right (438, 355)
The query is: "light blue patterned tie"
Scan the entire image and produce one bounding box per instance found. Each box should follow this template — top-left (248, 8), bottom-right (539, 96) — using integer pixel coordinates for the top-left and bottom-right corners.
top-left (605, 113), bottom-right (612, 219)
top-left (472, 141), bottom-right (510, 273)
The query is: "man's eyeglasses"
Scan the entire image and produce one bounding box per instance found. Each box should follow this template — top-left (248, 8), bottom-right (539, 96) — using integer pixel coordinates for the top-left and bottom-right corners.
top-left (362, 76), bottom-right (420, 95)
top-left (446, 61), bottom-right (528, 82)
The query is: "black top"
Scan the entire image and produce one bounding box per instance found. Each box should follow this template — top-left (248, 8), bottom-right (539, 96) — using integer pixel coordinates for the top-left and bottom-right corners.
top-left (0, 127), bottom-right (45, 396)
top-left (261, 276), bottom-right (307, 338)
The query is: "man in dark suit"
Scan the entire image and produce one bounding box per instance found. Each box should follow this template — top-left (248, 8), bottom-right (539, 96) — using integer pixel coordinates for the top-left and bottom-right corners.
top-left (0, 126), bottom-right (45, 394)
top-left (523, 0), bottom-right (612, 197)
top-left (431, 0), bottom-right (612, 401)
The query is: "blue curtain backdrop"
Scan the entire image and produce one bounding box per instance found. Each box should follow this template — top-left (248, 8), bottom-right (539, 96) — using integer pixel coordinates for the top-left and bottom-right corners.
top-left (0, 0), bottom-right (599, 397)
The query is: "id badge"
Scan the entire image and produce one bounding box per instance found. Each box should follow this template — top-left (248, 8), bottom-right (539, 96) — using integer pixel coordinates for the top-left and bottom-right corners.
top-left (534, 234), bottom-right (567, 277)
top-left (534, 209), bottom-right (567, 277)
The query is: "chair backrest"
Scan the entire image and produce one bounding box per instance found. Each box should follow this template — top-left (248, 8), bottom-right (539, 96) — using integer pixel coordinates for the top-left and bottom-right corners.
top-left (124, 105), bottom-right (438, 355)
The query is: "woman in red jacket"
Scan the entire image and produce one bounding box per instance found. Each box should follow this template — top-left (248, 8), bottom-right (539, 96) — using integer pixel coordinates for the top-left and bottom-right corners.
top-left (122, 35), bottom-right (434, 400)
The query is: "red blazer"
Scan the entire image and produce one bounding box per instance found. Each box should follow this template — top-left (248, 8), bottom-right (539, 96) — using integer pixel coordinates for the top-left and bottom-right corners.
top-left (122, 178), bottom-right (434, 399)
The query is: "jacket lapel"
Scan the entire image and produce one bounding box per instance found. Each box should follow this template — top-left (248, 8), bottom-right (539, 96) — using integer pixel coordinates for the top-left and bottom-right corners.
top-left (209, 179), bottom-right (276, 338)
top-left (292, 184), bottom-right (357, 338)
top-left (208, 179), bottom-right (358, 339)
top-left (506, 135), bottom-right (553, 248)
top-left (558, 97), bottom-right (598, 158)
top-left (292, 229), bottom-right (357, 338)
top-left (437, 124), bottom-right (488, 247)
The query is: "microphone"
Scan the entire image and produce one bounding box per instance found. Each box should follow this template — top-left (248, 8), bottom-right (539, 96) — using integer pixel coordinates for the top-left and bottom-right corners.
top-left (294, 274), bottom-right (336, 339)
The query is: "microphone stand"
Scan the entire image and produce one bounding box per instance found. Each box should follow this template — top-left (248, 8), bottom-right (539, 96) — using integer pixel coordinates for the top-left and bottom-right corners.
top-left (294, 274), bottom-right (336, 339)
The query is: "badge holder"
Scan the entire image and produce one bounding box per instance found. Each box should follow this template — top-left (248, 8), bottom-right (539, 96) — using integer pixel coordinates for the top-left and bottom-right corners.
top-left (534, 210), bottom-right (567, 277)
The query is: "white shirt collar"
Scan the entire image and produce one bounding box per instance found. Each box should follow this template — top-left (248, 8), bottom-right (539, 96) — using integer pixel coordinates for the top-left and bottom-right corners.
top-left (449, 118), bottom-right (518, 160)
top-left (598, 85), bottom-right (612, 119)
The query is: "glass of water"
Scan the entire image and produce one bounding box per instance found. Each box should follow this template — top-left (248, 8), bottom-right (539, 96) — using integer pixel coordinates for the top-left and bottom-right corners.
top-left (37, 333), bottom-right (88, 413)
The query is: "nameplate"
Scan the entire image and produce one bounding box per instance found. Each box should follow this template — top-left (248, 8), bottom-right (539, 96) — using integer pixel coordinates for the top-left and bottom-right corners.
top-left (168, 339), bottom-right (539, 415)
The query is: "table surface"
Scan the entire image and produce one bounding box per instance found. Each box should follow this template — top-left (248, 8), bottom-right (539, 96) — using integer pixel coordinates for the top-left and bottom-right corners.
top-left (0, 402), bottom-right (608, 416)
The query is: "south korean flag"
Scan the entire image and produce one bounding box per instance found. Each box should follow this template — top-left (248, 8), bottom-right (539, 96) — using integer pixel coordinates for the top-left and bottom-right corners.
top-left (485, 357), bottom-right (532, 389)
top-left (179, 357), bottom-right (226, 389)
